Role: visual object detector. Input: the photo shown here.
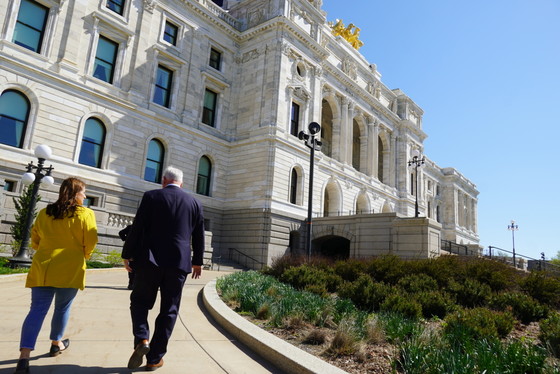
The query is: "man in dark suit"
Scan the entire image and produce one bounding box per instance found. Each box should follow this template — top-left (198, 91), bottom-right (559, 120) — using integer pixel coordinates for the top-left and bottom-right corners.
top-left (122, 166), bottom-right (205, 371)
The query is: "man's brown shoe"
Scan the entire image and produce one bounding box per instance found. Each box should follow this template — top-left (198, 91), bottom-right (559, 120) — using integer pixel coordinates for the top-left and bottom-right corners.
top-left (127, 339), bottom-right (150, 369)
top-left (145, 359), bottom-right (164, 371)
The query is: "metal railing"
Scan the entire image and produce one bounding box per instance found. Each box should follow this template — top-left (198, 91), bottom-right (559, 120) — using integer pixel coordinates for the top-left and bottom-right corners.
top-left (227, 247), bottom-right (265, 270)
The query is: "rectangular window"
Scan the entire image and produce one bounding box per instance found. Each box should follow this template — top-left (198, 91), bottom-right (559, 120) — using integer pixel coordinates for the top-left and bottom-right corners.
top-left (153, 65), bottom-right (173, 107)
top-left (209, 48), bottom-right (221, 70)
top-left (3, 180), bottom-right (16, 192)
top-left (83, 196), bottom-right (97, 207)
top-left (290, 102), bottom-right (300, 136)
top-left (13, 0), bottom-right (49, 53)
top-left (106, 0), bottom-right (125, 15)
top-left (163, 21), bottom-right (178, 46)
top-left (93, 36), bottom-right (118, 83)
top-left (202, 89), bottom-right (217, 127)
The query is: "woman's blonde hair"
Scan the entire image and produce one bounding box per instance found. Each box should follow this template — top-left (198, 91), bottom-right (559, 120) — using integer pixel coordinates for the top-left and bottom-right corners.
top-left (46, 177), bottom-right (86, 219)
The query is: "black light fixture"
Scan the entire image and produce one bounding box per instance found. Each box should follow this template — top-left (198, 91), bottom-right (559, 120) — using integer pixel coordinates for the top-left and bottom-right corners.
top-left (298, 122), bottom-right (322, 260)
top-left (507, 220), bottom-right (518, 267)
top-left (407, 149), bottom-right (425, 217)
top-left (10, 145), bottom-right (55, 268)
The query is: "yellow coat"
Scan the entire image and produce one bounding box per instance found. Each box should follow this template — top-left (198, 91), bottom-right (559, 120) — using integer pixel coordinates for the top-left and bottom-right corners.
top-left (26, 206), bottom-right (98, 290)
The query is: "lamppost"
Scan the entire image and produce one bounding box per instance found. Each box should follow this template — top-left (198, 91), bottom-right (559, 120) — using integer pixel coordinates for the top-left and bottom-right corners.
top-left (10, 145), bottom-right (55, 268)
top-left (507, 220), bottom-right (518, 268)
top-left (407, 149), bottom-right (425, 217)
top-left (298, 122), bottom-right (322, 261)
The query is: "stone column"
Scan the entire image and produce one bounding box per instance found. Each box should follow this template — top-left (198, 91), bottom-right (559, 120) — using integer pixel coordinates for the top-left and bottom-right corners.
top-left (338, 97), bottom-right (349, 164)
top-left (346, 101), bottom-right (355, 164)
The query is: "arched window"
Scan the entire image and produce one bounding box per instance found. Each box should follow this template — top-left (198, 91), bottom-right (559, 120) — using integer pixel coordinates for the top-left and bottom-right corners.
top-left (145, 139), bottom-right (164, 183)
top-left (79, 118), bottom-right (106, 168)
top-left (0, 90), bottom-right (30, 148)
top-left (289, 168), bottom-right (298, 204)
top-left (196, 155), bottom-right (212, 196)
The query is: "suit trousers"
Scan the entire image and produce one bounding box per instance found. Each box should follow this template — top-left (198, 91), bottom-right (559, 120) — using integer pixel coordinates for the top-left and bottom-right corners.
top-left (129, 263), bottom-right (187, 364)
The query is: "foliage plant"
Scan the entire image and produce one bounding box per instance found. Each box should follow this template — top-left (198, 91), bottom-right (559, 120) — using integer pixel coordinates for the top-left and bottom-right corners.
top-left (539, 312), bottom-right (560, 358)
top-left (489, 292), bottom-right (549, 324)
top-left (10, 185), bottom-right (41, 255)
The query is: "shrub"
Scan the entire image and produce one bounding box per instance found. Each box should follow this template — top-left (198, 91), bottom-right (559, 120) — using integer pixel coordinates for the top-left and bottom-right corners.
top-left (397, 273), bottom-right (438, 293)
top-left (337, 275), bottom-right (393, 312)
top-left (539, 312), bottom-right (560, 358)
top-left (324, 319), bottom-right (359, 356)
top-left (302, 329), bottom-right (327, 345)
top-left (466, 258), bottom-right (517, 292)
top-left (366, 255), bottom-right (409, 284)
top-left (520, 272), bottom-right (560, 308)
top-left (262, 254), bottom-right (305, 278)
top-left (444, 307), bottom-right (515, 341)
top-left (489, 292), bottom-right (549, 324)
top-left (380, 293), bottom-right (422, 320)
top-left (279, 265), bottom-right (342, 293)
top-left (448, 278), bottom-right (492, 308)
top-left (333, 259), bottom-right (367, 282)
top-left (414, 291), bottom-right (455, 319)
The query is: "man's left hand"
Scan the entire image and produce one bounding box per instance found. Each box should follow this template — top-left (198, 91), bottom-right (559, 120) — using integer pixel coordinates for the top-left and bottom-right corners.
top-left (191, 265), bottom-right (202, 279)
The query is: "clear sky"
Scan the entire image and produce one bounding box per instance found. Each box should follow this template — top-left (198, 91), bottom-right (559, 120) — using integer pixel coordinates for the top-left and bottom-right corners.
top-left (321, 0), bottom-right (560, 261)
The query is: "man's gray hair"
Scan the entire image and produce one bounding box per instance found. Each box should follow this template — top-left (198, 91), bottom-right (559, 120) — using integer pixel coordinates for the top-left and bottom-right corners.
top-left (163, 166), bottom-right (183, 183)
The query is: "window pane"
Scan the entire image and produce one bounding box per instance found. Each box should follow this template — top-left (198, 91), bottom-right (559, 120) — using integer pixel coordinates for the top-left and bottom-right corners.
top-left (79, 118), bottom-right (105, 168)
top-left (202, 90), bottom-right (217, 127)
top-left (106, 0), bottom-right (124, 15)
top-left (290, 102), bottom-right (300, 136)
top-left (93, 37), bottom-right (118, 83)
top-left (0, 90), bottom-right (29, 148)
top-left (145, 140), bottom-right (164, 183)
top-left (196, 156), bottom-right (211, 195)
top-left (153, 66), bottom-right (172, 107)
top-left (13, 0), bottom-right (48, 53)
top-left (163, 22), bottom-right (178, 45)
top-left (209, 49), bottom-right (221, 70)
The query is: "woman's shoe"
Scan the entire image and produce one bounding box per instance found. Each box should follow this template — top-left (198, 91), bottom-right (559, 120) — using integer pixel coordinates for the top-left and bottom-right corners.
top-left (49, 339), bottom-right (70, 357)
top-left (14, 358), bottom-right (29, 373)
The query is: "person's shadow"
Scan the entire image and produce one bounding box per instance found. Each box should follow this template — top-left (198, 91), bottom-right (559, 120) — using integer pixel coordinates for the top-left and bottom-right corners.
top-left (0, 356), bottom-right (138, 373)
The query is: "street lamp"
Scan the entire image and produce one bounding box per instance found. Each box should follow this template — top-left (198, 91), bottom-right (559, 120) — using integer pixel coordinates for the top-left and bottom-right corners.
top-left (407, 149), bottom-right (425, 217)
top-left (298, 122), bottom-right (322, 261)
top-left (507, 220), bottom-right (518, 268)
top-left (10, 145), bottom-right (55, 268)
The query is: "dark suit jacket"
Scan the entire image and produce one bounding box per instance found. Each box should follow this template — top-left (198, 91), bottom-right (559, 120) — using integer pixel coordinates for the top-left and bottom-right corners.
top-left (122, 185), bottom-right (205, 274)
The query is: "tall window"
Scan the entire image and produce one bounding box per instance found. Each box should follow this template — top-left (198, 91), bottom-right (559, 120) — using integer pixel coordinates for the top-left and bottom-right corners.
top-left (153, 65), bottom-right (173, 107)
top-left (0, 90), bottom-right (30, 148)
top-left (163, 21), bottom-right (178, 45)
top-left (106, 0), bottom-right (125, 15)
top-left (145, 139), bottom-right (164, 183)
top-left (196, 156), bottom-right (212, 196)
top-left (202, 89), bottom-right (217, 127)
top-left (79, 118), bottom-right (106, 168)
top-left (13, 0), bottom-right (48, 53)
top-left (93, 36), bottom-right (118, 83)
top-left (209, 48), bottom-right (221, 70)
top-left (289, 168), bottom-right (298, 204)
top-left (290, 102), bottom-right (300, 136)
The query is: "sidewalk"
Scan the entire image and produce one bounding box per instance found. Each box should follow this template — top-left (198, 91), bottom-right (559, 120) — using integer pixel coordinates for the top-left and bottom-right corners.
top-left (0, 269), bottom-right (281, 374)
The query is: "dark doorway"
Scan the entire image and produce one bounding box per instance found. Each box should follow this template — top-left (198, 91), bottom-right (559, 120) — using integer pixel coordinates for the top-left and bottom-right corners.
top-left (312, 235), bottom-right (350, 260)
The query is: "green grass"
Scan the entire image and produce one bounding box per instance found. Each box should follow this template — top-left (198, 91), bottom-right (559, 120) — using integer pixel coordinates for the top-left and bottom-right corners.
top-left (0, 257), bottom-right (30, 274)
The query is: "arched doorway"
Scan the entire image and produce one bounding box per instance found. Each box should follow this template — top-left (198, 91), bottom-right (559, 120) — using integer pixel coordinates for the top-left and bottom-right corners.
top-left (312, 235), bottom-right (350, 260)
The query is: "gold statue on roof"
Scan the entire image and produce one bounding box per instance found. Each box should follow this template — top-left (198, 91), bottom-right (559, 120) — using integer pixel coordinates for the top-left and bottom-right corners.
top-left (329, 19), bottom-right (364, 50)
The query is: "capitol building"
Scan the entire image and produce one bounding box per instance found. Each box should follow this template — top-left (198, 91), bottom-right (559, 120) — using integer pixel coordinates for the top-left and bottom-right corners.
top-left (0, 0), bottom-right (479, 267)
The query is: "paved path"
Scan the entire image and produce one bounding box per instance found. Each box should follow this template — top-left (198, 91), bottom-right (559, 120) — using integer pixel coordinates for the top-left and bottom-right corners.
top-left (0, 269), bottom-right (283, 374)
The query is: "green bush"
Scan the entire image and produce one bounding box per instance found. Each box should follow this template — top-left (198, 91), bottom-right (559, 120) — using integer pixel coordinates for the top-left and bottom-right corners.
top-left (539, 312), bottom-right (560, 358)
top-left (337, 274), bottom-right (393, 312)
top-left (466, 258), bottom-right (517, 292)
top-left (520, 272), bottom-right (560, 308)
top-left (444, 307), bottom-right (516, 341)
top-left (448, 278), bottom-right (492, 308)
top-left (414, 291), bottom-right (455, 319)
top-left (380, 293), bottom-right (423, 320)
top-left (397, 273), bottom-right (438, 293)
top-left (279, 265), bottom-right (341, 293)
top-left (333, 259), bottom-right (367, 282)
top-left (489, 292), bottom-right (549, 324)
top-left (366, 255), bottom-right (409, 284)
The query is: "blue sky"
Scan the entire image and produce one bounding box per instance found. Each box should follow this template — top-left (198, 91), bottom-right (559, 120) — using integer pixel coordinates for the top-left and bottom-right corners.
top-left (321, 0), bottom-right (560, 260)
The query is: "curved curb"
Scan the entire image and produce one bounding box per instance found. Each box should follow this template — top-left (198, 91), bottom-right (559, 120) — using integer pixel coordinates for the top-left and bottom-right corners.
top-left (203, 279), bottom-right (348, 374)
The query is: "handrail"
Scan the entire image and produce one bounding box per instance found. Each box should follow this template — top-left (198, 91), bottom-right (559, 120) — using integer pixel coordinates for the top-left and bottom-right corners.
top-left (227, 247), bottom-right (265, 270)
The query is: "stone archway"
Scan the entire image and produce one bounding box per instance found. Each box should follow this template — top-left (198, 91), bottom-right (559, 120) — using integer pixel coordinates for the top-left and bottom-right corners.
top-left (312, 235), bottom-right (350, 260)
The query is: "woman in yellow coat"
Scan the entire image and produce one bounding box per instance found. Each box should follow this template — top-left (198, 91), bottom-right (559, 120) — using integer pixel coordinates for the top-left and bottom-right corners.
top-left (14, 177), bottom-right (98, 374)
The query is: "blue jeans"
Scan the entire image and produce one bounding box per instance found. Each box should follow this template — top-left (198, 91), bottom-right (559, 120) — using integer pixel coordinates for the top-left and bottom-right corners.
top-left (20, 287), bottom-right (78, 350)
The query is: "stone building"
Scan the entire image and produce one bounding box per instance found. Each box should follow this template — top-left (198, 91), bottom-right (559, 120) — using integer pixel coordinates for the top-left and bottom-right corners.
top-left (0, 0), bottom-right (479, 267)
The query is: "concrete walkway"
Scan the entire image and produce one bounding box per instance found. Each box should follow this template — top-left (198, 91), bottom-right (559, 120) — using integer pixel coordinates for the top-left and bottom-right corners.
top-left (0, 269), bottom-right (282, 374)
